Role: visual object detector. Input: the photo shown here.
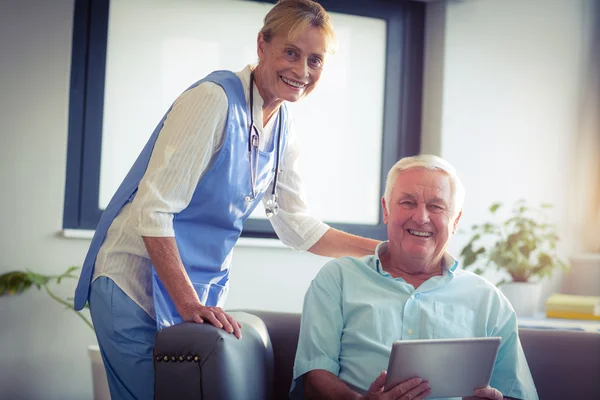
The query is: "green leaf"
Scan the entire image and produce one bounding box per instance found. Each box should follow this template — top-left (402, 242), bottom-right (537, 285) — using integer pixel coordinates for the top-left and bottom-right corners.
top-left (63, 266), bottom-right (80, 279)
top-left (462, 252), bottom-right (477, 268)
top-left (506, 232), bottom-right (523, 247)
top-left (489, 203), bottom-right (502, 213)
top-left (537, 252), bottom-right (552, 267)
top-left (460, 244), bottom-right (472, 258)
top-left (482, 223), bottom-right (496, 233)
top-left (0, 271), bottom-right (35, 296)
top-left (518, 244), bottom-right (531, 258)
top-left (24, 271), bottom-right (51, 287)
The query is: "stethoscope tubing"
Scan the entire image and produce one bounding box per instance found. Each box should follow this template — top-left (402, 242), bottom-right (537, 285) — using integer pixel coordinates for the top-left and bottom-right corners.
top-left (248, 71), bottom-right (283, 204)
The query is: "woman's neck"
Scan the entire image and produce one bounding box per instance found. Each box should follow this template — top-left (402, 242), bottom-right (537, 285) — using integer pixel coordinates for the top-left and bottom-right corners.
top-left (253, 66), bottom-right (283, 126)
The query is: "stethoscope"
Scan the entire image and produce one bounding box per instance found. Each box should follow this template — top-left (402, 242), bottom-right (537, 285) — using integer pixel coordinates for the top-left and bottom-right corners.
top-left (246, 71), bottom-right (282, 218)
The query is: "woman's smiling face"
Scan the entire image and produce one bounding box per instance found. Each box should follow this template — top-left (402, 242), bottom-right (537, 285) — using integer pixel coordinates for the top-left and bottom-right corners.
top-left (255, 26), bottom-right (328, 104)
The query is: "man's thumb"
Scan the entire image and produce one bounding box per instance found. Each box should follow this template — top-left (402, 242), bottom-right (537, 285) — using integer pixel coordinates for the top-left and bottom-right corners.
top-left (368, 370), bottom-right (387, 394)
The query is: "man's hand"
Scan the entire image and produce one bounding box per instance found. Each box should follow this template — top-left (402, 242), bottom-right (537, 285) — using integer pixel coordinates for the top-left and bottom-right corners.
top-left (361, 371), bottom-right (431, 400)
top-left (463, 386), bottom-right (503, 400)
top-left (179, 301), bottom-right (242, 339)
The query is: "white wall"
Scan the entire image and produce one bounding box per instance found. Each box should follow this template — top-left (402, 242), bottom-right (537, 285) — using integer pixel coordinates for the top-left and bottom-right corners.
top-left (423, 0), bottom-right (588, 297)
top-left (0, 1), bottom-right (95, 399)
top-left (0, 0), bottom-right (591, 398)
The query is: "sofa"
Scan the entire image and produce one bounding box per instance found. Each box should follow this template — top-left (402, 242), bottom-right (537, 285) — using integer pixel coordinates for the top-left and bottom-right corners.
top-left (153, 310), bottom-right (600, 400)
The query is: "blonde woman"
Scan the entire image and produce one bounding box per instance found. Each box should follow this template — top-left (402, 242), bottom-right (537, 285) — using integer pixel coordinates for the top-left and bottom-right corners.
top-left (73, 1), bottom-right (380, 398)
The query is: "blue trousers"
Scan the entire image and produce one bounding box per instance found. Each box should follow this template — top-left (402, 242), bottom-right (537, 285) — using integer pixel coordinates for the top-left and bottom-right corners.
top-left (89, 277), bottom-right (156, 400)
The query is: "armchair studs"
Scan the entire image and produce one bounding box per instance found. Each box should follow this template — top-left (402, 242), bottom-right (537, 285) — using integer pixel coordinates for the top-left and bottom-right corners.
top-left (154, 354), bottom-right (200, 363)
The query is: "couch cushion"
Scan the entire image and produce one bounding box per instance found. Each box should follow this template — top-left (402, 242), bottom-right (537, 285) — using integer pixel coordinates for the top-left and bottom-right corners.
top-left (519, 328), bottom-right (600, 400)
top-left (243, 310), bottom-right (302, 399)
top-left (244, 311), bottom-right (600, 400)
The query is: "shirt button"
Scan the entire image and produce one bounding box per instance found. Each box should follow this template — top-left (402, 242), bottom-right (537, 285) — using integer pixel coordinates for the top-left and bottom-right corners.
top-left (408, 329), bottom-right (413, 335)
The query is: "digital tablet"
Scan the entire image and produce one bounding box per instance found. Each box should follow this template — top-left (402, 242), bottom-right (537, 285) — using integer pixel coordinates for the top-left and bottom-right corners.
top-left (384, 337), bottom-right (501, 398)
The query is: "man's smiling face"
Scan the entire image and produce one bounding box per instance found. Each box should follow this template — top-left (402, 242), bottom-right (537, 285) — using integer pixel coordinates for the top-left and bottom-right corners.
top-left (382, 168), bottom-right (461, 268)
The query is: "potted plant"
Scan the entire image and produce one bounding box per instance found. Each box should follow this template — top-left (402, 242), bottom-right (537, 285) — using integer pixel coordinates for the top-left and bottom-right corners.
top-left (459, 200), bottom-right (568, 317)
top-left (0, 267), bottom-right (110, 400)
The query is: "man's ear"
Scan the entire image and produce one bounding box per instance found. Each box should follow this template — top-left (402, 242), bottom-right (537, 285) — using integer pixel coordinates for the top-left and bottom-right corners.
top-left (382, 197), bottom-right (389, 224)
top-left (452, 210), bottom-right (462, 234)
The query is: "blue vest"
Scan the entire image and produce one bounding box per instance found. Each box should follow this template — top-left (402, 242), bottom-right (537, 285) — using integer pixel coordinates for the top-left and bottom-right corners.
top-left (74, 71), bottom-right (288, 330)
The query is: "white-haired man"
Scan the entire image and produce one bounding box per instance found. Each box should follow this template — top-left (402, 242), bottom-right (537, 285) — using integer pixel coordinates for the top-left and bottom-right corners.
top-left (290, 155), bottom-right (538, 400)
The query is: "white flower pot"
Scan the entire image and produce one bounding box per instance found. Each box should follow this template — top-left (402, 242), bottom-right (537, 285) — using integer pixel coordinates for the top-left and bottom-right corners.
top-left (88, 345), bottom-right (110, 400)
top-left (499, 282), bottom-right (542, 317)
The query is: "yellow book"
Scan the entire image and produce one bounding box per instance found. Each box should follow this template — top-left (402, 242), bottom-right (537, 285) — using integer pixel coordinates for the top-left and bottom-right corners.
top-left (546, 310), bottom-right (600, 321)
top-left (545, 293), bottom-right (600, 315)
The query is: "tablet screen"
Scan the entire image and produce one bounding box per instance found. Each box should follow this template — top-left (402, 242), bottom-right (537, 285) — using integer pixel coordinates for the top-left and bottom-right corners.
top-left (384, 337), bottom-right (501, 398)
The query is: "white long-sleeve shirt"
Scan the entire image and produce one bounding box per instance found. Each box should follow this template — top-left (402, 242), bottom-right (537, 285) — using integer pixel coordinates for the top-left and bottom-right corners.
top-left (92, 65), bottom-right (329, 318)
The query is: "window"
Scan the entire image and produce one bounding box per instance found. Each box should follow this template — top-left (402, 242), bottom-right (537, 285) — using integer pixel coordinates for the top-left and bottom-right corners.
top-left (64, 0), bottom-right (425, 240)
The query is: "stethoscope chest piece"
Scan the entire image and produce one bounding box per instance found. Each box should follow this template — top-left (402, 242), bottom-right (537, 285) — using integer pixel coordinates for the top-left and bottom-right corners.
top-left (264, 195), bottom-right (280, 218)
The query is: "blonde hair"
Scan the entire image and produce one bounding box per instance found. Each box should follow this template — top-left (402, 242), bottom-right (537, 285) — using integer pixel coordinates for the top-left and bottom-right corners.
top-left (384, 154), bottom-right (465, 218)
top-left (260, 0), bottom-right (337, 54)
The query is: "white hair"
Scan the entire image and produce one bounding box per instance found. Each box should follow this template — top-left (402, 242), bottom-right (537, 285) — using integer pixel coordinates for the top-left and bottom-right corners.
top-left (383, 154), bottom-right (465, 218)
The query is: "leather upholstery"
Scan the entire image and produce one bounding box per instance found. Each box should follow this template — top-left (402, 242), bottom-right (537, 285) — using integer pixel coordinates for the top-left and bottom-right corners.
top-left (154, 310), bottom-right (600, 400)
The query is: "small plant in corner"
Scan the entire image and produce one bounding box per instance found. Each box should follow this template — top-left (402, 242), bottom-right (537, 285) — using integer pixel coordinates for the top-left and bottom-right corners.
top-left (459, 200), bottom-right (568, 286)
top-left (0, 266), bottom-right (93, 330)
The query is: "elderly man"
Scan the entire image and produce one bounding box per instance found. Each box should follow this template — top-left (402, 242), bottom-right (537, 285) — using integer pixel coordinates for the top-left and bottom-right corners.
top-left (290, 155), bottom-right (538, 400)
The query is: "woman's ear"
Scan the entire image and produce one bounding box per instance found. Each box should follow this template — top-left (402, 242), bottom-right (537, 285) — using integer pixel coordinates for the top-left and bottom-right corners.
top-left (257, 32), bottom-right (265, 60)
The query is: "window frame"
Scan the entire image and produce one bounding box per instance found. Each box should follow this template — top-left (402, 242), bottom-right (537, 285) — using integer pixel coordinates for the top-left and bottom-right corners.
top-left (63, 0), bottom-right (425, 241)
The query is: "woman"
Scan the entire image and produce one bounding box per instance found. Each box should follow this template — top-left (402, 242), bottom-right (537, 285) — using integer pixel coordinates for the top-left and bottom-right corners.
top-left (74, 0), bottom-right (380, 398)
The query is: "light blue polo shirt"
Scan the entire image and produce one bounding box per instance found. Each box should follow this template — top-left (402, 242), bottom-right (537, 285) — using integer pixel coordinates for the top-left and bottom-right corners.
top-left (291, 242), bottom-right (538, 400)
